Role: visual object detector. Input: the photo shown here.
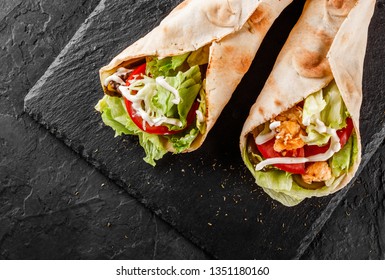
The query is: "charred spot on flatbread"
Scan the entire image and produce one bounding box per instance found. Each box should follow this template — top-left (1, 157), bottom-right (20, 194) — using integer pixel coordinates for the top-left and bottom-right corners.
top-left (274, 100), bottom-right (283, 107)
top-left (292, 28), bottom-right (333, 79)
top-left (326, 0), bottom-right (357, 17)
top-left (248, 3), bottom-right (271, 32)
top-left (204, 0), bottom-right (241, 27)
top-left (292, 49), bottom-right (331, 78)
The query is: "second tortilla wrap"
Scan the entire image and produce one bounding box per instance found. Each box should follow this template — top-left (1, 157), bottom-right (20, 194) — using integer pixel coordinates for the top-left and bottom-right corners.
top-left (96, 0), bottom-right (293, 165)
top-left (240, 0), bottom-right (376, 206)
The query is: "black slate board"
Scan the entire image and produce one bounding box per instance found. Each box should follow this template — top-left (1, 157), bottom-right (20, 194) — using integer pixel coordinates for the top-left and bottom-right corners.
top-left (24, 0), bottom-right (385, 259)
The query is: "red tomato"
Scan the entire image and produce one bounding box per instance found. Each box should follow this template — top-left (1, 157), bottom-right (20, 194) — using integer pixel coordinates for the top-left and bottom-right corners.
top-left (256, 139), bottom-right (306, 174)
top-left (337, 117), bottom-right (354, 147)
top-left (125, 63), bottom-right (147, 86)
top-left (123, 63), bottom-right (199, 135)
top-left (304, 117), bottom-right (354, 157)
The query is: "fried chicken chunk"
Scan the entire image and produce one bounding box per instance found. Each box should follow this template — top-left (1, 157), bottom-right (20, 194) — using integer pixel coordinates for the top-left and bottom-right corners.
top-left (273, 106), bottom-right (306, 152)
top-left (302, 162), bottom-right (332, 184)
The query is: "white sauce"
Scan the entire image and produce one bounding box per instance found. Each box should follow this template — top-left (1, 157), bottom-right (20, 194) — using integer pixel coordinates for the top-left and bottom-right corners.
top-left (254, 121), bottom-right (281, 145)
top-left (116, 67), bottom-right (132, 75)
top-left (104, 67), bottom-right (132, 87)
top-left (255, 131), bottom-right (276, 145)
top-left (269, 121), bottom-right (281, 130)
top-left (255, 119), bottom-right (341, 171)
top-left (104, 74), bottom-right (126, 87)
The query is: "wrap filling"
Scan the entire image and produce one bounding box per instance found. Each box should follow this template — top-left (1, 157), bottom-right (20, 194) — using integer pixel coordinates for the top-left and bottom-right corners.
top-left (244, 80), bottom-right (358, 193)
top-left (95, 47), bottom-right (209, 165)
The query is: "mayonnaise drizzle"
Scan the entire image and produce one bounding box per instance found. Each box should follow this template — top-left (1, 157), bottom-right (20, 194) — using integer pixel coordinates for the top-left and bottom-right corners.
top-left (269, 121), bottom-right (281, 130)
top-left (255, 120), bottom-right (341, 171)
top-left (254, 121), bottom-right (281, 145)
top-left (104, 67), bottom-right (131, 86)
top-left (116, 67), bottom-right (132, 75)
top-left (104, 74), bottom-right (126, 87)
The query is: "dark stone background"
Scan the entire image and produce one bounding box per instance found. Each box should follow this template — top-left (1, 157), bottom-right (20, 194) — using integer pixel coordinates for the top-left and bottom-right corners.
top-left (1, 0), bottom-right (384, 259)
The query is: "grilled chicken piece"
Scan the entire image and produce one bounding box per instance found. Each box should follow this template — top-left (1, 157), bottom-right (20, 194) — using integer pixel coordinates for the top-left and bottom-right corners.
top-left (302, 162), bottom-right (332, 184)
top-left (273, 106), bottom-right (306, 152)
top-left (274, 106), bottom-right (305, 128)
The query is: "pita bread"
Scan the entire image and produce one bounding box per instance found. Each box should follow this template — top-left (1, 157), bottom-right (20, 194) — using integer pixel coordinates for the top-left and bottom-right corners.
top-left (240, 0), bottom-right (376, 206)
top-left (100, 0), bottom-right (293, 152)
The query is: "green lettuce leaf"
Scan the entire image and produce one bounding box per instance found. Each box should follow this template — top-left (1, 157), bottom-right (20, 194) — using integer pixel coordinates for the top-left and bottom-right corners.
top-left (169, 66), bottom-right (202, 129)
top-left (302, 81), bottom-right (349, 146)
top-left (148, 65), bottom-right (202, 131)
top-left (138, 133), bottom-right (168, 166)
top-left (167, 127), bottom-right (200, 153)
top-left (302, 89), bottom-right (330, 145)
top-left (330, 134), bottom-right (357, 177)
top-left (95, 96), bottom-right (137, 136)
top-left (196, 85), bottom-right (207, 134)
top-left (95, 95), bottom-right (167, 166)
top-left (262, 188), bottom-right (304, 207)
top-left (320, 81), bottom-right (349, 130)
top-left (146, 53), bottom-right (190, 77)
top-left (150, 83), bottom-right (178, 118)
top-left (351, 133), bottom-right (359, 168)
top-left (302, 89), bottom-right (326, 126)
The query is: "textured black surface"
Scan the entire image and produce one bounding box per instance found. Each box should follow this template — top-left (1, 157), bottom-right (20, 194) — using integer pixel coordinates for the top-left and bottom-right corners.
top-left (0, 0), bottom-right (208, 260)
top-left (23, 0), bottom-right (385, 259)
top-left (0, 115), bottom-right (208, 260)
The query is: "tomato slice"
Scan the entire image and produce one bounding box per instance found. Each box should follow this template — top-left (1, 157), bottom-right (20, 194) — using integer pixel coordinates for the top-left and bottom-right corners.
top-left (304, 117), bottom-right (354, 157)
top-left (256, 139), bottom-right (306, 174)
top-left (337, 117), bottom-right (354, 147)
top-left (126, 63), bottom-right (147, 86)
top-left (123, 63), bottom-right (199, 135)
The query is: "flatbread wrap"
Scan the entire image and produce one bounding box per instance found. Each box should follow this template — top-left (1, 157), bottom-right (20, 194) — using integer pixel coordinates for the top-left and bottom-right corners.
top-left (240, 0), bottom-right (376, 206)
top-left (95, 0), bottom-right (293, 165)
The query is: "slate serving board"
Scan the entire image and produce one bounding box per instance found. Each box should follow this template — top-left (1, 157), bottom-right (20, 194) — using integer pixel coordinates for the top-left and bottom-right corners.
top-left (24, 0), bottom-right (385, 259)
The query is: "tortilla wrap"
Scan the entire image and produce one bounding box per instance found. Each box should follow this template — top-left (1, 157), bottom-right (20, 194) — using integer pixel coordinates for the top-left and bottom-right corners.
top-left (99, 0), bottom-right (293, 152)
top-left (240, 0), bottom-right (376, 206)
